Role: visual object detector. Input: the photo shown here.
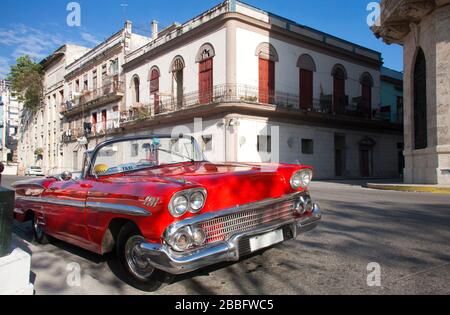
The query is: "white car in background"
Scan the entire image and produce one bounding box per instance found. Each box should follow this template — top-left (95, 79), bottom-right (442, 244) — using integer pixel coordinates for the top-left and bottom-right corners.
top-left (25, 166), bottom-right (44, 176)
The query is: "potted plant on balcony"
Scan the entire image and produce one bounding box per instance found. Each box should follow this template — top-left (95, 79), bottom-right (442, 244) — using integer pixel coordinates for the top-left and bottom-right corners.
top-left (34, 148), bottom-right (44, 161)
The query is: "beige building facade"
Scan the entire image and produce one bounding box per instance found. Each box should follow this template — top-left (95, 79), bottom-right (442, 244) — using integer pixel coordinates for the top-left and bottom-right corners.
top-left (373, 0), bottom-right (450, 184)
top-left (17, 44), bottom-right (89, 175)
top-left (61, 21), bottom-right (149, 172)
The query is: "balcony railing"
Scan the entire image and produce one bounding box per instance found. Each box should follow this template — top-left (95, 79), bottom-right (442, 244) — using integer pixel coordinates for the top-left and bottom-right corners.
top-left (121, 84), bottom-right (381, 123)
top-left (61, 80), bottom-right (124, 115)
top-left (62, 118), bottom-right (121, 142)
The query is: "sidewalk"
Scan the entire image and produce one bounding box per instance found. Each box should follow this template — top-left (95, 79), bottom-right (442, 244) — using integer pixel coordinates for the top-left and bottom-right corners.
top-left (366, 183), bottom-right (450, 194)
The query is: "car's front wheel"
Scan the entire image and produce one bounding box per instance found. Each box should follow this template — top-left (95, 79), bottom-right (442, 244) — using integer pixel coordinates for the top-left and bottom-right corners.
top-left (116, 223), bottom-right (166, 292)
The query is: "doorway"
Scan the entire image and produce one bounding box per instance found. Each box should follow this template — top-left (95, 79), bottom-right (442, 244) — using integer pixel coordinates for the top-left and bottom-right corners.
top-left (359, 137), bottom-right (376, 177)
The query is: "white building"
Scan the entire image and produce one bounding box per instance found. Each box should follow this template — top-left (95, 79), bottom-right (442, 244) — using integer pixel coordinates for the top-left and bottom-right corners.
top-left (17, 44), bottom-right (90, 175)
top-left (32, 0), bottom-right (403, 179)
top-left (114, 0), bottom-right (402, 179)
top-left (0, 80), bottom-right (21, 164)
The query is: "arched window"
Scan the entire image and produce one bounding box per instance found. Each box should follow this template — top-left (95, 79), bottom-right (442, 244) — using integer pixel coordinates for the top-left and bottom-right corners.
top-left (149, 67), bottom-right (160, 114)
top-left (332, 64), bottom-right (347, 114)
top-left (360, 72), bottom-right (374, 118)
top-left (297, 54), bottom-right (316, 110)
top-left (170, 56), bottom-right (185, 109)
top-left (256, 43), bottom-right (278, 104)
top-left (196, 43), bottom-right (215, 104)
top-left (413, 48), bottom-right (427, 150)
top-left (131, 75), bottom-right (140, 104)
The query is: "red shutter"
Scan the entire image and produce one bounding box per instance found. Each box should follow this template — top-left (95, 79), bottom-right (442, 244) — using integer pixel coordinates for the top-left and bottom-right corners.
top-left (362, 84), bottom-right (372, 118)
top-left (333, 77), bottom-right (345, 114)
top-left (300, 69), bottom-right (313, 110)
top-left (102, 110), bottom-right (107, 130)
top-left (150, 69), bottom-right (160, 114)
top-left (92, 113), bottom-right (97, 125)
top-left (199, 58), bottom-right (213, 104)
top-left (259, 58), bottom-right (275, 104)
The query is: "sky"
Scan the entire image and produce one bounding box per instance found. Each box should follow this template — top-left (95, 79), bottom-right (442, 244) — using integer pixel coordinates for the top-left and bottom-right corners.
top-left (0, 0), bottom-right (403, 78)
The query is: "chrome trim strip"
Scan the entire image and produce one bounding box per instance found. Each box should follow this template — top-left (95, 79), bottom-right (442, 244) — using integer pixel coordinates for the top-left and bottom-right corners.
top-left (164, 191), bottom-right (306, 240)
top-left (16, 196), bottom-right (151, 217)
top-left (87, 202), bottom-right (151, 217)
top-left (16, 196), bottom-right (85, 208)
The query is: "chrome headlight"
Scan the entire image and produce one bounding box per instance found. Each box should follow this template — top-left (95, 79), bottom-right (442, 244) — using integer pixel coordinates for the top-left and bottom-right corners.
top-left (169, 188), bottom-right (207, 218)
top-left (192, 227), bottom-right (207, 246)
top-left (169, 195), bottom-right (189, 217)
top-left (171, 228), bottom-right (193, 251)
top-left (189, 191), bottom-right (205, 212)
top-left (290, 169), bottom-right (313, 190)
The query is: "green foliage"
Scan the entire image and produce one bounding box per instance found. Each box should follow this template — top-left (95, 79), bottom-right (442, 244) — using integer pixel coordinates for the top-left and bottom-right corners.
top-left (34, 148), bottom-right (44, 156)
top-left (6, 56), bottom-right (43, 113)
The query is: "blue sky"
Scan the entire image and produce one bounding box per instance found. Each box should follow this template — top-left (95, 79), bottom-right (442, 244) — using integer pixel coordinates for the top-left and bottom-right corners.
top-left (0, 0), bottom-right (403, 78)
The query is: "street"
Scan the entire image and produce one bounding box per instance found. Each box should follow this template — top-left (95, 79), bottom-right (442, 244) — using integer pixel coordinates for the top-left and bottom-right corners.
top-left (3, 175), bottom-right (450, 295)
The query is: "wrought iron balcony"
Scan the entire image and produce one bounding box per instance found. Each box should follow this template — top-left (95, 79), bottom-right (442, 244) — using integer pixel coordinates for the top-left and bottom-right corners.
top-left (61, 80), bottom-right (124, 117)
top-left (62, 118), bottom-right (121, 143)
top-left (121, 83), bottom-right (383, 124)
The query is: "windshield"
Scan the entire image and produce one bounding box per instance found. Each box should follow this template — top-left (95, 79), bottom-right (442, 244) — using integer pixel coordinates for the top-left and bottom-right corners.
top-left (91, 136), bottom-right (204, 176)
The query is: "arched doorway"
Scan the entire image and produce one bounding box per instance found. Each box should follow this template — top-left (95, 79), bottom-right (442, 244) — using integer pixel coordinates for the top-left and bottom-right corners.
top-left (149, 67), bottom-right (160, 114)
top-left (360, 72), bottom-right (374, 118)
top-left (256, 43), bottom-right (278, 104)
top-left (170, 56), bottom-right (185, 109)
top-left (332, 64), bottom-right (347, 114)
top-left (413, 48), bottom-right (427, 150)
top-left (196, 43), bottom-right (215, 104)
top-left (131, 75), bottom-right (140, 104)
top-left (297, 54), bottom-right (316, 110)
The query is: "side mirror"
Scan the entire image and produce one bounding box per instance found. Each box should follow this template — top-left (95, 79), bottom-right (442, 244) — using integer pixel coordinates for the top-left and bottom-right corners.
top-left (61, 171), bottom-right (73, 181)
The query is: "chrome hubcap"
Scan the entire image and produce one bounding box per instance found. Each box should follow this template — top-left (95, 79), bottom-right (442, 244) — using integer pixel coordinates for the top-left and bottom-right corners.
top-left (125, 236), bottom-right (155, 280)
top-left (33, 219), bottom-right (44, 239)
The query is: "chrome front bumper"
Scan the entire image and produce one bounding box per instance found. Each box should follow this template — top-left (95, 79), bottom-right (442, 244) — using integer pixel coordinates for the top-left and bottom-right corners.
top-left (139, 203), bottom-right (322, 275)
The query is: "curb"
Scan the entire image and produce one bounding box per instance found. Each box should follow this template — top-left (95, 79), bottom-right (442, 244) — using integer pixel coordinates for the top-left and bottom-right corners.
top-left (366, 184), bottom-right (450, 195)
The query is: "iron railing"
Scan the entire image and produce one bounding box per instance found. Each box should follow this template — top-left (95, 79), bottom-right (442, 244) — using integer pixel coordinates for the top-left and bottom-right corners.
top-left (122, 84), bottom-right (381, 123)
top-left (62, 118), bottom-right (121, 142)
top-left (61, 80), bottom-right (125, 113)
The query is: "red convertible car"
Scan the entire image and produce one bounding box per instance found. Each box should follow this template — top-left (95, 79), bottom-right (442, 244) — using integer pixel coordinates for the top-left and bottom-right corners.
top-left (13, 135), bottom-right (321, 291)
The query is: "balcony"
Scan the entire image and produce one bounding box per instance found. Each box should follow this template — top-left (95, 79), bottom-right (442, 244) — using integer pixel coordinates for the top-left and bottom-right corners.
top-left (62, 118), bottom-right (121, 143)
top-left (61, 79), bottom-right (124, 117)
top-left (121, 84), bottom-right (382, 125)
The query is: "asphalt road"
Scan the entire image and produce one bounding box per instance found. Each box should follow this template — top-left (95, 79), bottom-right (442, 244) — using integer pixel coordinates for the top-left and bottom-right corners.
top-left (3, 175), bottom-right (450, 295)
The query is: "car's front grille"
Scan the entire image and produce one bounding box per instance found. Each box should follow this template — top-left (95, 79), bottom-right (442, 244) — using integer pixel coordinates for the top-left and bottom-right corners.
top-left (199, 199), bottom-right (296, 244)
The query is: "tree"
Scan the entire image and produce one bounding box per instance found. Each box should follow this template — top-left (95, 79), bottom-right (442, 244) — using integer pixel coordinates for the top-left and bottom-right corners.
top-left (7, 56), bottom-right (43, 113)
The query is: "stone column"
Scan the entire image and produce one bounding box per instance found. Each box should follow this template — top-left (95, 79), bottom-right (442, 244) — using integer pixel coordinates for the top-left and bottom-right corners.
top-left (435, 5), bottom-right (450, 184)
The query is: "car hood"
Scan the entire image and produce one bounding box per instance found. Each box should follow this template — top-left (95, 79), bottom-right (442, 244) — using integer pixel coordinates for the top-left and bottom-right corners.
top-left (104, 162), bottom-right (307, 210)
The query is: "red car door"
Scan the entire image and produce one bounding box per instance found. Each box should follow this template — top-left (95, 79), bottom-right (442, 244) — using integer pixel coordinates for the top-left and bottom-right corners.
top-left (42, 179), bottom-right (94, 251)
